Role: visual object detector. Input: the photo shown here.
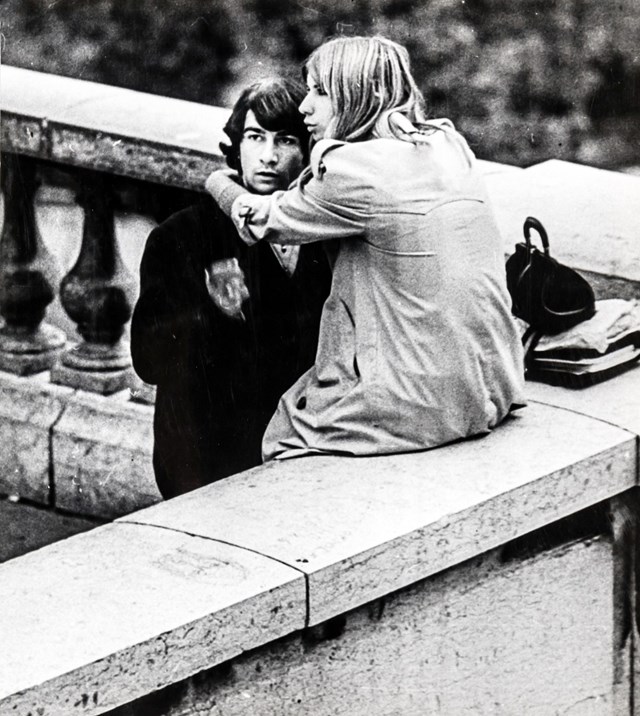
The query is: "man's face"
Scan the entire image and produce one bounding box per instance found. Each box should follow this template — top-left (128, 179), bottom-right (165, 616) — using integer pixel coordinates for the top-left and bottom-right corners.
top-left (239, 110), bottom-right (305, 195)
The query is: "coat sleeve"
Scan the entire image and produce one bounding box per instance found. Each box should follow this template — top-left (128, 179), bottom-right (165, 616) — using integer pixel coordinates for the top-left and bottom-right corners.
top-left (130, 218), bottom-right (215, 385)
top-left (238, 142), bottom-right (372, 246)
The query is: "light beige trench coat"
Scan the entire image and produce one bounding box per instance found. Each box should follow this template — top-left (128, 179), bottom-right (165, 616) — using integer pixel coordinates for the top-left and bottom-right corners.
top-left (212, 120), bottom-right (526, 461)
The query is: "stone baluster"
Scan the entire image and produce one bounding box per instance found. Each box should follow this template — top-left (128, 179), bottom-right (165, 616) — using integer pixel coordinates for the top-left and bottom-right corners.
top-left (0, 153), bottom-right (66, 374)
top-left (51, 170), bottom-right (136, 394)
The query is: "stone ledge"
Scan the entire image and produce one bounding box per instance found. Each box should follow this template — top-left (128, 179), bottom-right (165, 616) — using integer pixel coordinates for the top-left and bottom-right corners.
top-left (132, 537), bottom-right (615, 715)
top-left (486, 159), bottom-right (640, 287)
top-left (0, 384), bottom-right (637, 714)
top-left (526, 363), bottom-right (640, 436)
top-left (124, 399), bottom-right (637, 626)
top-left (53, 388), bottom-right (159, 519)
top-left (0, 522), bottom-right (305, 715)
top-left (0, 370), bottom-right (159, 518)
top-left (0, 66), bottom-right (229, 189)
top-left (0, 370), bottom-right (73, 503)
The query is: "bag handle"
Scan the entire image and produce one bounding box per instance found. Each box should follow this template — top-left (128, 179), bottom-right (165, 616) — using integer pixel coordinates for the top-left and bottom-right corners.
top-left (523, 216), bottom-right (550, 256)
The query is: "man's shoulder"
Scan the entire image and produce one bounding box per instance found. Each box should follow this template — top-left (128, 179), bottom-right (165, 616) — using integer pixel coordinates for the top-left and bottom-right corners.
top-left (155, 195), bottom-right (229, 235)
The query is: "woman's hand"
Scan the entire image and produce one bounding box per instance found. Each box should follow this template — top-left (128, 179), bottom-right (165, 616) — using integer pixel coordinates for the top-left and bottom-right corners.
top-left (231, 193), bottom-right (271, 244)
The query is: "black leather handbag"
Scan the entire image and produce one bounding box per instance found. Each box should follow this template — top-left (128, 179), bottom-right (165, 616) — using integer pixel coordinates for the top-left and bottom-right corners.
top-left (506, 217), bottom-right (595, 335)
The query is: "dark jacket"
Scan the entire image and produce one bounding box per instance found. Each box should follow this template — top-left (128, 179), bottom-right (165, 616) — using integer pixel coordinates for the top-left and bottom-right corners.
top-left (131, 195), bottom-right (330, 498)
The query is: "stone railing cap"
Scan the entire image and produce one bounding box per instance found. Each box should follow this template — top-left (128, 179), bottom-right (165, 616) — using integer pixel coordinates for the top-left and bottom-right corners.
top-left (1, 394), bottom-right (637, 714)
top-left (123, 399), bottom-right (636, 626)
top-left (526, 364), bottom-right (640, 436)
top-left (0, 521), bottom-right (305, 714)
top-left (486, 159), bottom-right (640, 282)
top-left (1, 65), bottom-right (229, 155)
top-left (0, 66), bottom-right (229, 189)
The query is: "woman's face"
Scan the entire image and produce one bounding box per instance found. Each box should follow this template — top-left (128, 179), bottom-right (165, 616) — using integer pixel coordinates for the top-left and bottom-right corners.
top-left (299, 73), bottom-right (334, 141)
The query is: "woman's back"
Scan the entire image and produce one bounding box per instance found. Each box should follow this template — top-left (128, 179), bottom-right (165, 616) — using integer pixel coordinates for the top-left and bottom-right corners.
top-left (261, 125), bottom-right (525, 459)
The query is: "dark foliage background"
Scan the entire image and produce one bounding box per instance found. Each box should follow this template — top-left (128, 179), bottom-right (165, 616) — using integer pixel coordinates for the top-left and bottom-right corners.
top-left (2, 0), bottom-right (639, 167)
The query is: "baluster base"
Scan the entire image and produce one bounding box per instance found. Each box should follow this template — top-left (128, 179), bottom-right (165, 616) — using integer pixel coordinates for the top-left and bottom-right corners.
top-left (51, 340), bottom-right (134, 395)
top-left (0, 323), bottom-right (66, 375)
top-left (128, 373), bottom-right (156, 405)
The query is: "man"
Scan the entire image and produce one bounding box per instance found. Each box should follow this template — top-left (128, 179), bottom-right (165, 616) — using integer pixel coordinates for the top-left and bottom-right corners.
top-left (131, 79), bottom-right (331, 499)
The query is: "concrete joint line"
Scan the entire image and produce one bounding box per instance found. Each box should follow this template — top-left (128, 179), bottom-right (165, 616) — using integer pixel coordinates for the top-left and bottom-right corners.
top-left (119, 518), bottom-right (312, 624)
top-left (528, 397), bottom-right (639, 441)
top-left (611, 488), bottom-right (640, 714)
top-left (47, 389), bottom-right (77, 509)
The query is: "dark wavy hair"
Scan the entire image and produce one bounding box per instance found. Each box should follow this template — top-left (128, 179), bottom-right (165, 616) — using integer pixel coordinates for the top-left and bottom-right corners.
top-left (220, 78), bottom-right (310, 172)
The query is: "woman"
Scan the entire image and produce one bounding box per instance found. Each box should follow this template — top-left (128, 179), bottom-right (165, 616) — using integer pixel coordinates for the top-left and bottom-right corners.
top-left (206, 35), bottom-right (525, 461)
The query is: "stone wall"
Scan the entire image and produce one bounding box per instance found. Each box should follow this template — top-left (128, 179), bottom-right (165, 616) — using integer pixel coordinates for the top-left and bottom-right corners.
top-left (114, 533), bottom-right (617, 715)
top-left (0, 371), bottom-right (159, 519)
top-left (1, 376), bottom-right (639, 714)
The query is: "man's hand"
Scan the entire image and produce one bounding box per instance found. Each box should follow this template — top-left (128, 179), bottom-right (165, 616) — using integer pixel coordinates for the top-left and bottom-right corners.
top-left (205, 258), bottom-right (250, 321)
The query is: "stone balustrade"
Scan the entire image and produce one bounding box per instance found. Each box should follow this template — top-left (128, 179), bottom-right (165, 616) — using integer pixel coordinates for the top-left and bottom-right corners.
top-left (2, 66), bottom-right (640, 401)
top-left (1, 65), bottom-right (640, 715)
top-left (0, 67), bottom-right (236, 519)
top-left (1, 64), bottom-right (640, 521)
top-left (1, 66), bottom-right (229, 189)
top-left (1, 65), bottom-right (228, 394)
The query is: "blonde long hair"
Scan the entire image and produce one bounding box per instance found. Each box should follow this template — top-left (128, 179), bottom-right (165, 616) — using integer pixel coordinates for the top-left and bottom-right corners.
top-left (304, 36), bottom-right (428, 142)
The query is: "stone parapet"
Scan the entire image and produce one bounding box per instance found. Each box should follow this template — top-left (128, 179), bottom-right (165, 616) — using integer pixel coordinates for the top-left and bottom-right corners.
top-left (0, 370), bottom-right (159, 518)
top-left (53, 388), bottom-right (158, 519)
top-left (123, 399), bottom-right (635, 627)
top-left (125, 535), bottom-right (616, 715)
top-left (0, 371), bottom-right (73, 503)
top-left (1, 366), bottom-right (639, 714)
top-left (0, 522), bottom-right (304, 715)
top-left (486, 159), bottom-right (640, 296)
top-left (1, 66), bottom-right (229, 190)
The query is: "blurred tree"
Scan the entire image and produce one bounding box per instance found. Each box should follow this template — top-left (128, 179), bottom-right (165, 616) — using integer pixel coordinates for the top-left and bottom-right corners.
top-left (1, 0), bottom-right (638, 167)
top-left (1, 0), bottom-right (236, 104)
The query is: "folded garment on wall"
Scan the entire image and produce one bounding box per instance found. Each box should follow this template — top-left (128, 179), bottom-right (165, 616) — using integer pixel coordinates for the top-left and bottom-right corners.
top-left (522, 299), bottom-right (640, 388)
